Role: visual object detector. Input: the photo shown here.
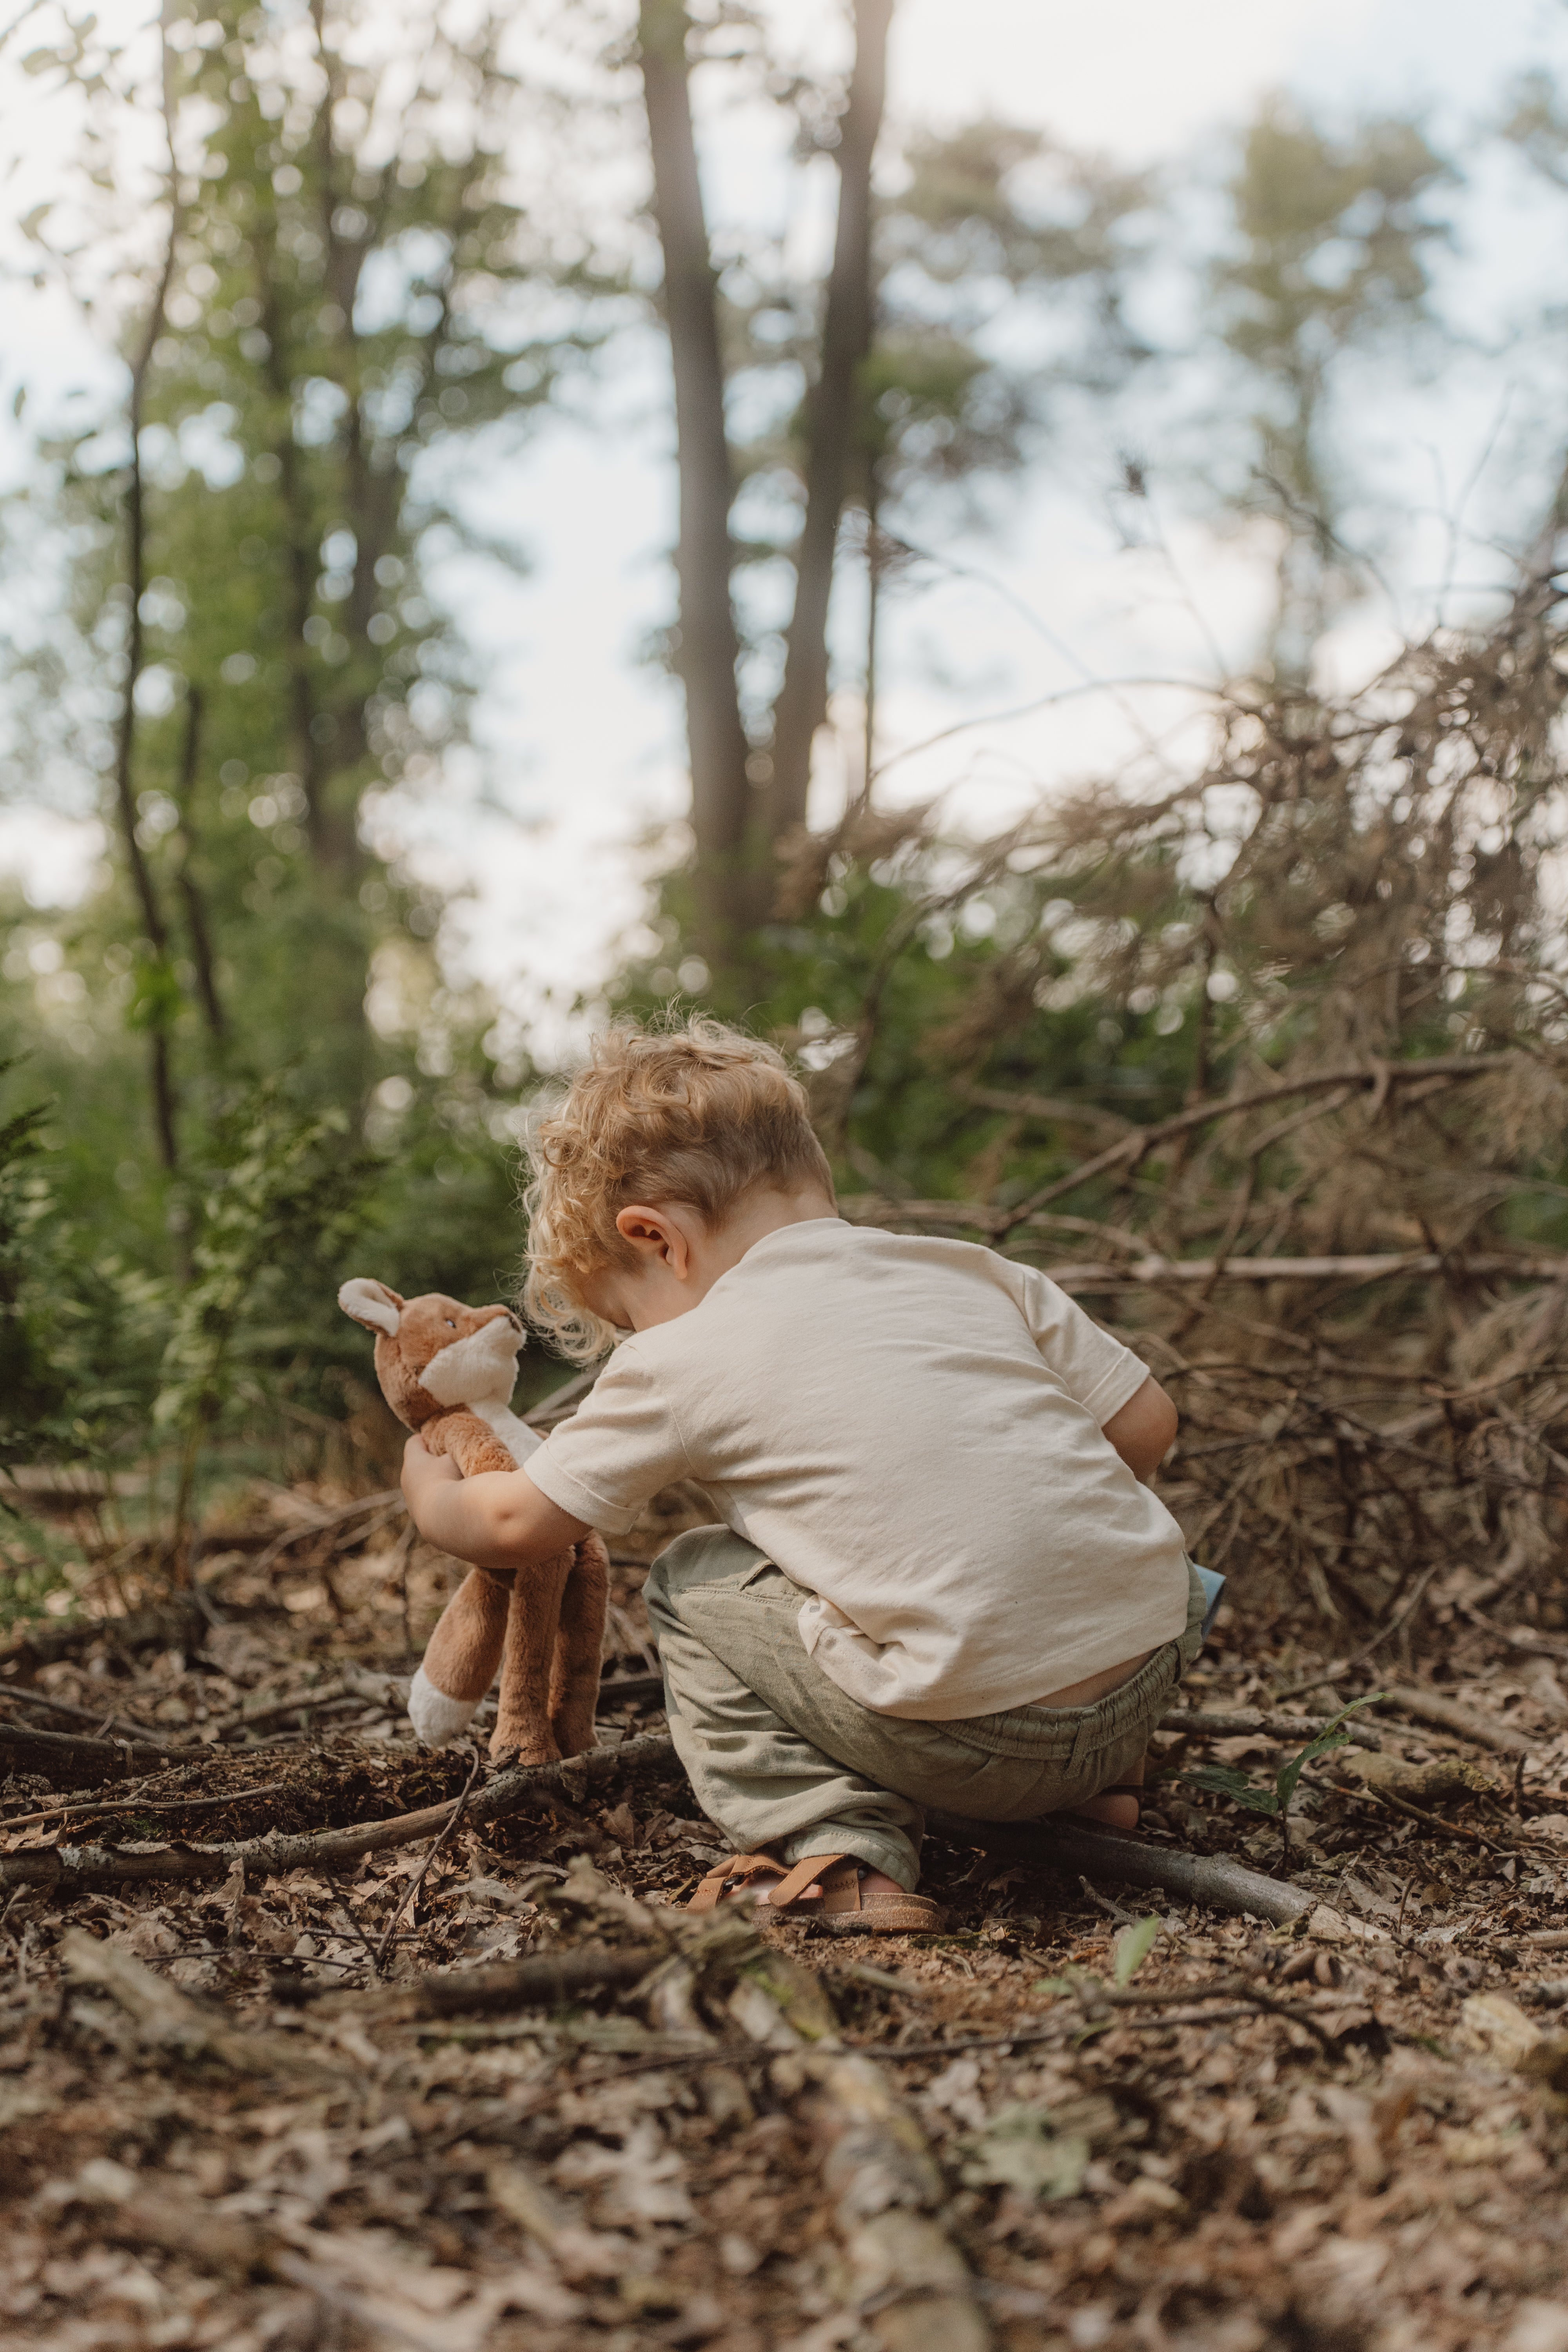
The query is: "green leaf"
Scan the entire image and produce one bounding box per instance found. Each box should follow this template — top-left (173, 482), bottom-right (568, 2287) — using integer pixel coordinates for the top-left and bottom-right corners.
top-left (1181, 1695), bottom-right (1387, 1822)
top-left (1113, 1915), bottom-right (1161, 1986)
top-left (1274, 1693), bottom-right (1383, 1815)
top-left (1181, 1763), bottom-right (1280, 1815)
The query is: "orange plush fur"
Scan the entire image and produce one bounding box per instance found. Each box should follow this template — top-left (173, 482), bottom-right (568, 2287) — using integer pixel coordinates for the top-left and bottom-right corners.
top-left (338, 1278), bottom-right (608, 1765)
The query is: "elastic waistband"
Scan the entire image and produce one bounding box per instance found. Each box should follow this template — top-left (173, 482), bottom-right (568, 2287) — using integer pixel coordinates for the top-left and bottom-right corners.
top-left (936, 1557), bottom-right (1205, 1760)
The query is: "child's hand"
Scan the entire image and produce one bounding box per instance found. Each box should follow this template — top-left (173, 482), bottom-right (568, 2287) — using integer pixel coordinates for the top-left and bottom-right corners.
top-left (401, 1431), bottom-right (460, 1535)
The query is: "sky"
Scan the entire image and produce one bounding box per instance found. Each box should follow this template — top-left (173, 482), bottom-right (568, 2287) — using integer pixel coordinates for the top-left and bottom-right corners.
top-left (4, 0), bottom-right (1568, 1045)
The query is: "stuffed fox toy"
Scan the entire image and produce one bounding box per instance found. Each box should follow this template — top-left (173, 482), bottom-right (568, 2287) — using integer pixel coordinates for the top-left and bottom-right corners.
top-left (338, 1278), bottom-right (609, 1766)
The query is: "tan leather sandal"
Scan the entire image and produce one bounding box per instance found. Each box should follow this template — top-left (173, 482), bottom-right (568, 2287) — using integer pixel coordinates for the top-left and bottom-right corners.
top-left (687, 1851), bottom-right (947, 1935)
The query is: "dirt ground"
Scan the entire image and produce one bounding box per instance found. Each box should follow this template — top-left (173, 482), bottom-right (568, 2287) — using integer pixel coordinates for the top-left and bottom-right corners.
top-left (5, 1490), bottom-right (1568, 2352)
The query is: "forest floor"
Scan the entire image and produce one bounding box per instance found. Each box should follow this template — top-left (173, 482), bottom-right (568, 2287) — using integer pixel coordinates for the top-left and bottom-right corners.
top-left (5, 1482), bottom-right (1568, 2352)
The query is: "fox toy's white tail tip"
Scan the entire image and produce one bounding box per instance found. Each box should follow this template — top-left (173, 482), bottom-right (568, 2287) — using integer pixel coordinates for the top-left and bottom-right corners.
top-left (408, 1666), bottom-right (481, 1749)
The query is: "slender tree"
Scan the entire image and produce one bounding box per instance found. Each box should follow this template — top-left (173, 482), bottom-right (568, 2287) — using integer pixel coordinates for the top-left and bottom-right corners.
top-left (638, 0), bottom-right (753, 938)
top-left (110, 5), bottom-right (183, 1172)
top-left (762, 0), bottom-right (893, 846)
top-left (633, 3), bottom-right (1155, 962)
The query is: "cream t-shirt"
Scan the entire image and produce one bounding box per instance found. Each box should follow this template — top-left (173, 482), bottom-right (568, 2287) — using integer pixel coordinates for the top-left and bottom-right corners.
top-left (525, 1218), bottom-right (1190, 1721)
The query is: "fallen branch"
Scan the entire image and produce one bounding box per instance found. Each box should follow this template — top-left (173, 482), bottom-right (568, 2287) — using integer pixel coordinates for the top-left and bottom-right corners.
top-left (0, 1720), bottom-right (191, 1784)
top-left (0, 1729), bottom-right (678, 1889)
top-left (597, 1671), bottom-right (666, 1708)
top-left (1158, 1707), bottom-right (1338, 1741)
top-left (1358, 1785), bottom-right (1508, 1852)
top-left (925, 1809), bottom-right (1314, 1926)
top-left (0, 1688), bottom-right (199, 1747)
top-left (835, 1220), bottom-right (1567, 1290)
top-left (1273, 1564), bottom-right (1446, 1702)
top-left (210, 1664), bottom-right (407, 1739)
top-left (993, 1050), bottom-right (1521, 1230)
top-left (1, 1732), bottom-right (1319, 1921)
top-left (248, 1491), bottom-right (403, 1577)
top-left (525, 1979), bottom-right (1359, 2089)
top-left (833, 2005), bottom-right (1338, 2060)
top-left (1377, 1685), bottom-right (1535, 1757)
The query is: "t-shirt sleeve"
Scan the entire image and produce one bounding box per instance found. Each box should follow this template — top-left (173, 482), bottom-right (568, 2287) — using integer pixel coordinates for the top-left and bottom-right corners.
top-left (1004, 1262), bottom-right (1150, 1426)
top-left (523, 1343), bottom-right (690, 1535)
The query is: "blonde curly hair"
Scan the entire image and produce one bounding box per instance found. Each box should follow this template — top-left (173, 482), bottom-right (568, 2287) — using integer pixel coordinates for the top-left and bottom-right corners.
top-left (520, 1014), bottom-right (835, 1361)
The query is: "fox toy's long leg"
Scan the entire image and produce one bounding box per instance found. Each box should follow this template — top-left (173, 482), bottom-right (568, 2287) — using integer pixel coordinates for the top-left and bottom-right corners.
top-left (408, 1568), bottom-right (511, 1748)
top-left (548, 1534), bottom-right (610, 1759)
top-left (492, 1550), bottom-right (573, 1765)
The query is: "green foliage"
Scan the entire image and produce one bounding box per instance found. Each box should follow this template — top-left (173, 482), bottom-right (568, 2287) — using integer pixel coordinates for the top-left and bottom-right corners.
top-left (0, 1079), bottom-right (74, 1464)
top-left (0, 1062), bottom-right (156, 1474)
top-left (0, 1054), bottom-right (383, 1519)
top-left (1181, 1697), bottom-right (1382, 1819)
top-left (153, 1076), bottom-right (370, 1451)
top-left (619, 832), bottom-right (1208, 1215)
top-left (3, 0), bottom-right (583, 1217)
top-left (0, 1509), bottom-right (87, 1631)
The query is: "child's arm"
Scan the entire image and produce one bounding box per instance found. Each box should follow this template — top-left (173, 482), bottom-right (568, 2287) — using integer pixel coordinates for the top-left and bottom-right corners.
top-left (1102, 1374), bottom-right (1178, 1482)
top-left (401, 1435), bottom-right (590, 1572)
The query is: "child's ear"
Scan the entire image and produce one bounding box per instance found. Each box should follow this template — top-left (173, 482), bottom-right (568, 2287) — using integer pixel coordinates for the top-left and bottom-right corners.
top-left (338, 1278), bottom-right (405, 1338)
top-left (615, 1204), bottom-right (687, 1269)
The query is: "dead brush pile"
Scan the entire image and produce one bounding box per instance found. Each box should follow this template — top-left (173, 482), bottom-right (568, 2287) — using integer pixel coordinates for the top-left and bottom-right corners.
top-left (822, 591), bottom-right (1568, 1684)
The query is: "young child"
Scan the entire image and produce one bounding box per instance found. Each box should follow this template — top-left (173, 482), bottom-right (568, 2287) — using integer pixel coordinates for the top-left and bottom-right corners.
top-left (400, 1016), bottom-right (1205, 1935)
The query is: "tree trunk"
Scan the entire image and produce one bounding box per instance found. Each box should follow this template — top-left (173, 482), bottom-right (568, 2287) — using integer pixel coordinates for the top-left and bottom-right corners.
top-left (637, 0), bottom-right (753, 945)
top-left (172, 687), bottom-right (226, 1044)
top-left (765, 0), bottom-right (893, 843)
top-left (112, 31), bottom-right (183, 1175)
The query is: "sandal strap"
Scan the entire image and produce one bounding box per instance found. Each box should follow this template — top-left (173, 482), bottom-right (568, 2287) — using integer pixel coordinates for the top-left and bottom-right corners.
top-left (767, 1853), bottom-right (855, 1913)
top-left (687, 1852), bottom-right (786, 1914)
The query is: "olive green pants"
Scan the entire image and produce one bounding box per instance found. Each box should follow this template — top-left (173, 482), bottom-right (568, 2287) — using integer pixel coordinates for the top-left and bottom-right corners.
top-left (643, 1530), bottom-right (1206, 1893)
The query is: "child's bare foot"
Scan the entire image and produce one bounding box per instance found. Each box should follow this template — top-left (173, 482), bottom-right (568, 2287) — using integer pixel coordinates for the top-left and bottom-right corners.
top-left (1076, 1788), bottom-right (1141, 1831)
top-left (1074, 1750), bottom-right (1146, 1833)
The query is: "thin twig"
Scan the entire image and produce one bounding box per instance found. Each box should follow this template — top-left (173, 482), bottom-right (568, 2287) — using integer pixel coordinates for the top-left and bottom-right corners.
top-left (1272, 1562), bottom-right (1443, 1702)
top-left (330, 1895), bottom-right (386, 1976)
top-left (553, 1990), bottom-right (1344, 2084)
top-left (374, 1745), bottom-right (481, 1972)
top-left (1358, 1784), bottom-right (1533, 1855)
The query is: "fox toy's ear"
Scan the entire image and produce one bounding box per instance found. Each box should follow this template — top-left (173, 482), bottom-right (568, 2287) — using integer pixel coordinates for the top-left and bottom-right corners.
top-left (338, 1278), bottom-right (404, 1338)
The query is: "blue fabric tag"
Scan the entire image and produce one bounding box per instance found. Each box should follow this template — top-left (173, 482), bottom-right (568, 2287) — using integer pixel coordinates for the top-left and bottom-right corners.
top-left (1194, 1564), bottom-right (1227, 1640)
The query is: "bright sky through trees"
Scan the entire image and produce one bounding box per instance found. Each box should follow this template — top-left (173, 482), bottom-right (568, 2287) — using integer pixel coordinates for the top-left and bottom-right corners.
top-left (4, 0), bottom-right (1568, 1044)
